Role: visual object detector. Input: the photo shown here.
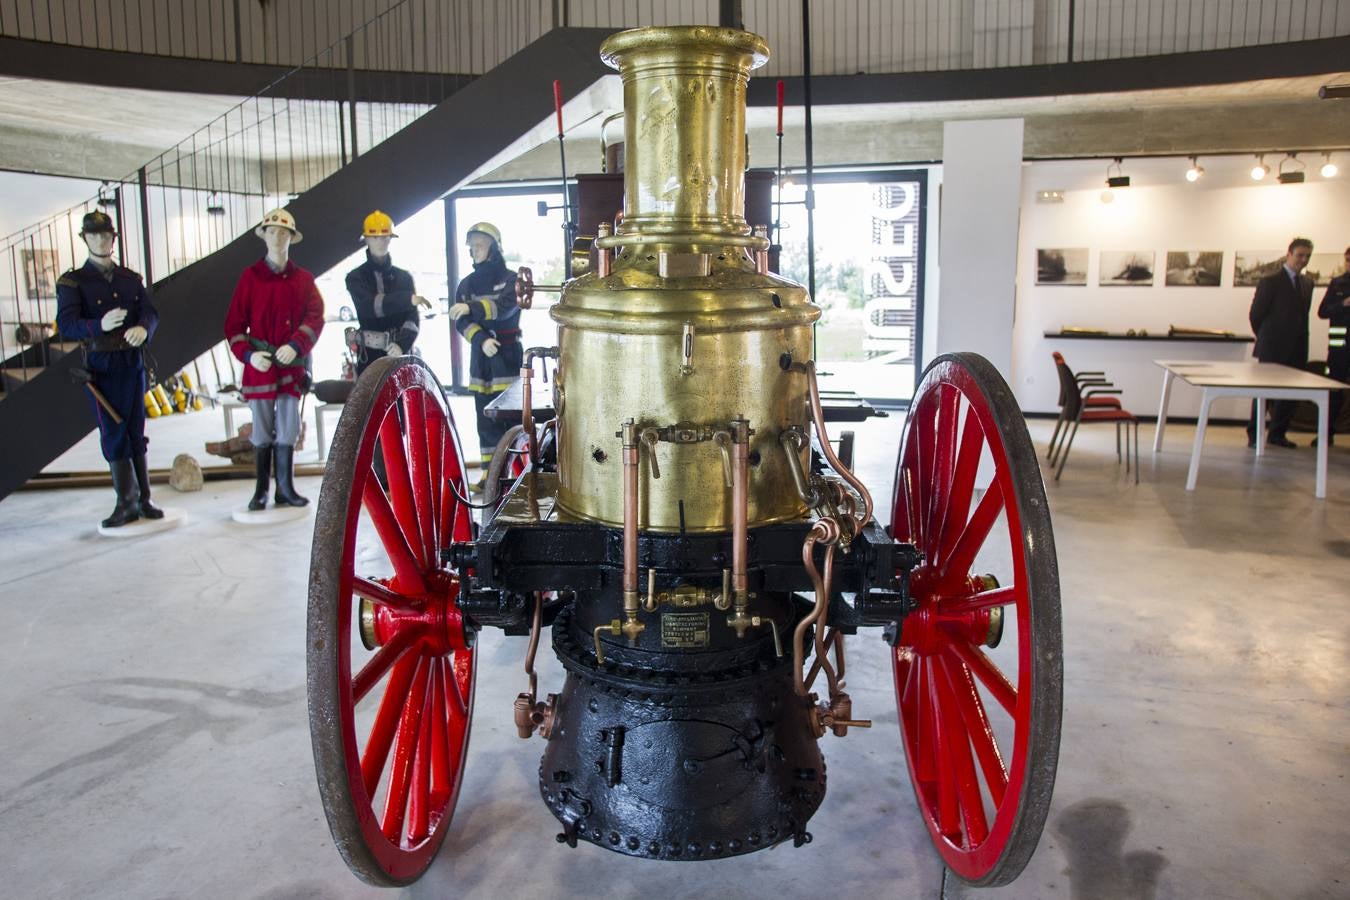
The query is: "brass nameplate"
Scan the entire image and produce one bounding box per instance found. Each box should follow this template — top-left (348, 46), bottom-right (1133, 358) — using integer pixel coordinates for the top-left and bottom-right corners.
top-left (661, 612), bottom-right (710, 649)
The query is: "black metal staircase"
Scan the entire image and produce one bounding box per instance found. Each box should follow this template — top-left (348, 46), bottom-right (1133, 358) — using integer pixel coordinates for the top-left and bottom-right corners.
top-left (0, 26), bottom-right (611, 500)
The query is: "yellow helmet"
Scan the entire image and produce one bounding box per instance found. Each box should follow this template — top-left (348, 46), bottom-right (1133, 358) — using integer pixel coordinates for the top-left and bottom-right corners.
top-left (362, 209), bottom-right (397, 238)
top-left (465, 221), bottom-right (502, 248)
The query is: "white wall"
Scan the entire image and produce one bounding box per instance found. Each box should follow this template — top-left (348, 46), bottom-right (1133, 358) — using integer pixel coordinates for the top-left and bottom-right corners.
top-left (936, 118), bottom-right (1024, 377)
top-left (1011, 155), bottom-right (1350, 419)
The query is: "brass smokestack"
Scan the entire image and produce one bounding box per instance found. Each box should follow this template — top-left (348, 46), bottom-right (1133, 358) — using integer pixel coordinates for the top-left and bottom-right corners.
top-left (598, 27), bottom-right (770, 248)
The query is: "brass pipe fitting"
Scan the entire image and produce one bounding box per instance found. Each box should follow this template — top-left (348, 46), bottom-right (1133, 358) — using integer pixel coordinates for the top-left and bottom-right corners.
top-left (728, 417), bottom-right (752, 636)
top-left (514, 594), bottom-right (557, 739)
top-left (713, 567), bottom-right (732, 612)
top-left (779, 428), bottom-right (821, 507)
top-left (712, 430), bottom-right (733, 487)
top-left (596, 222), bottom-right (613, 277)
top-left (680, 322), bottom-right (695, 376)
top-left (640, 427), bottom-right (661, 479)
top-left (641, 568), bottom-right (658, 613)
top-left (593, 620), bottom-right (621, 665)
top-left (753, 225), bottom-right (770, 274)
top-left (619, 419), bottom-right (646, 645)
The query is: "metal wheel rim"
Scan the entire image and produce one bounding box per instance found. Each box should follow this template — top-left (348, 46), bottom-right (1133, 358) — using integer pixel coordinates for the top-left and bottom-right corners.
top-left (307, 356), bottom-right (477, 886)
top-left (890, 352), bottom-right (1063, 887)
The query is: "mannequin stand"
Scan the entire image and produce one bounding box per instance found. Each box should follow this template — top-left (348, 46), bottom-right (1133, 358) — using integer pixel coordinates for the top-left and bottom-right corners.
top-left (97, 507), bottom-right (187, 538)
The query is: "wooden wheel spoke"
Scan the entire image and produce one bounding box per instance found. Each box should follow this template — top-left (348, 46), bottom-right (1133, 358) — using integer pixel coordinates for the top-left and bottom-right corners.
top-left (943, 654), bottom-right (1008, 807)
top-left (381, 656), bottom-right (431, 842)
top-left (362, 478), bottom-right (427, 597)
top-left (936, 406), bottom-right (985, 566)
top-left (352, 628), bottom-right (421, 706)
top-left (940, 584), bottom-right (1017, 616)
top-left (425, 408), bottom-right (446, 556)
top-left (359, 650), bottom-right (421, 799)
top-left (928, 657), bottom-right (961, 839)
top-left (946, 640), bottom-right (1017, 715)
top-left (353, 576), bottom-right (421, 614)
top-left (407, 661), bottom-right (436, 845)
top-left (935, 656), bottom-right (990, 846)
top-left (927, 386), bottom-right (962, 562)
top-left (446, 654), bottom-right (469, 720)
top-left (400, 390), bottom-right (438, 571)
top-left (429, 656), bottom-right (451, 812)
top-left (380, 409), bottom-right (426, 570)
top-left (913, 655), bottom-right (935, 782)
top-left (940, 481), bottom-right (1004, 586)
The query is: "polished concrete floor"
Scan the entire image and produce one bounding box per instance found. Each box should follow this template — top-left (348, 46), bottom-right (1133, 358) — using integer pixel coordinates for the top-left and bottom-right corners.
top-left (1, 413), bottom-right (1347, 900)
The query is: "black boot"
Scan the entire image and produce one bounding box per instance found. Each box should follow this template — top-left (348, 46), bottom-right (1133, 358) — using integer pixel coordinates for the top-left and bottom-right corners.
top-left (273, 444), bottom-right (309, 507)
top-left (101, 459), bottom-right (141, 528)
top-left (249, 445), bottom-right (273, 511)
top-left (132, 453), bottom-right (164, 519)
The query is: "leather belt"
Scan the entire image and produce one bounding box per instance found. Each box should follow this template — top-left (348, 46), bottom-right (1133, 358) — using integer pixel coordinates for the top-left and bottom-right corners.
top-left (84, 334), bottom-right (134, 352)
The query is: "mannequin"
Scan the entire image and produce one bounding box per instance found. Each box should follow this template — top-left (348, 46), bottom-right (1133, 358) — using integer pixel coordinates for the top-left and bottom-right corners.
top-left (223, 208), bottom-right (325, 509)
top-left (451, 221), bottom-right (521, 482)
top-left (344, 210), bottom-right (426, 376)
top-left (56, 210), bottom-right (161, 528)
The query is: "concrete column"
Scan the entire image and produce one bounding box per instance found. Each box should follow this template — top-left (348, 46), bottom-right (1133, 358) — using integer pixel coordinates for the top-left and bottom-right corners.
top-left (935, 118), bottom-right (1024, 378)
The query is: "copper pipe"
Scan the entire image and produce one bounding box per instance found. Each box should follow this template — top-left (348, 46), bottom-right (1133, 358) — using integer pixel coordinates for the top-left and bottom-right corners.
top-left (792, 517), bottom-right (839, 696)
top-left (802, 361), bottom-right (873, 529)
top-left (524, 591), bottom-right (543, 698)
top-left (620, 419), bottom-right (643, 643)
top-left (753, 224), bottom-right (769, 274)
top-left (596, 222), bottom-right (613, 277)
top-left (519, 364), bottom-right (536, 464)
top-left (731, 418), bottom-right (750, 598)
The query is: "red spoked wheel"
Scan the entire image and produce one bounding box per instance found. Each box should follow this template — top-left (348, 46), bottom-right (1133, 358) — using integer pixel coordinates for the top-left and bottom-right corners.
top-left (308, 357), bottom-right (476, 886)
top-left (891, 352), bottom-right (1062, 887)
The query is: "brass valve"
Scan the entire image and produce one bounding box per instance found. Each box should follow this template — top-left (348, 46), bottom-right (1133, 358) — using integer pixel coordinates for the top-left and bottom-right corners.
top-left (810, 691), bottom-right (872, 739)
top-left (514, 691), bottom-right (558, 739)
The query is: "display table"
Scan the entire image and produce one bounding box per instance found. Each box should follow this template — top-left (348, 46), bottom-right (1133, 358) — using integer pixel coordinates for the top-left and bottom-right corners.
top-left (1151, 360), bottom-right (1342, 498)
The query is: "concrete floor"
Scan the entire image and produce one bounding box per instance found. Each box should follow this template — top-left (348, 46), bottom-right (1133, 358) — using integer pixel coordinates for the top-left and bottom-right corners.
top-left (1, 413), bottom-right (1347, 900)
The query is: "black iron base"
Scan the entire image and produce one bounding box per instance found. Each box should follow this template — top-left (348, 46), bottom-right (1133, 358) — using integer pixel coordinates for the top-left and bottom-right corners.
top-left (538, 605), bottom-right (826, 861)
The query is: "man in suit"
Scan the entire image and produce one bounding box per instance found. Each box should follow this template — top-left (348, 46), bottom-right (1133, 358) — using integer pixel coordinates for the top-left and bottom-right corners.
top-left (1247, 237), bottom-right (1314, 448)
top-left (1316, 244), bottom-right (1350, 445)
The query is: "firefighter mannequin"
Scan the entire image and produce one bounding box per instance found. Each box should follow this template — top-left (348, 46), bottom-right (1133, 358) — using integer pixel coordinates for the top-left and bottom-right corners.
top-left (224, 208), bottom-right (324, 509)
top-left (345, 210), bottom-right (426, 375)
top-left (451, 222), bottom-right (521, 479)
top-left (56, 210), bottom-right (161, 528)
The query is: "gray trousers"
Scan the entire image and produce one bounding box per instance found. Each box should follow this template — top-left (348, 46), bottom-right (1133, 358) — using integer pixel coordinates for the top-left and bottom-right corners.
top-left (248, 394), bottom-right (300, 447)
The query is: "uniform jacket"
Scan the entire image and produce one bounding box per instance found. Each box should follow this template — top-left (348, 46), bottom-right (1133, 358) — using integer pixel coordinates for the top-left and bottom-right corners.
top-left (224, 258), bottom-right (325, 400)
top-left (1249, 267), bottom-right (1313, 366)
top-left (344, 251), bottom-right (420, 350)
top-left (1318, 271), bottom-right (1350, 330)
top-left (454, 254), bottom-right (522, 394)
top-left (55, 260), bottom-right (158, 372)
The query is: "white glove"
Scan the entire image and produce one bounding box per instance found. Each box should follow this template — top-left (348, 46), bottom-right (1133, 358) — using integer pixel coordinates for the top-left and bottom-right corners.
top-left (124, 325), bottom-right (148, 347)
top-left (449, 302), bottom-right (470, 319)
top-left (482, 337), bottom-right (500, 357)
top-left (250, 351), bottom-right (273, 372)
top-left (101, 308), bottom-right (127, 332)
top-left (386, 342), bottom-right (403, 357)
top-left (412, 294), bottom-right (432, 309)
top-left (274, 344), bottom-right (298, 365)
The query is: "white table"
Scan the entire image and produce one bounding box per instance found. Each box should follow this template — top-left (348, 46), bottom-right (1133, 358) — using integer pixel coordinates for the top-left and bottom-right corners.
top-left (1152, 360), bottom-right (1342, 498)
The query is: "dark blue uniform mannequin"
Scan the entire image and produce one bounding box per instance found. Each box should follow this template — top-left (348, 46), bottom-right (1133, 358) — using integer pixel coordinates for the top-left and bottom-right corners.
top-left (55, 211), bottom-right (163, 527)
top-left (56, 260), bottom-right (158, 460)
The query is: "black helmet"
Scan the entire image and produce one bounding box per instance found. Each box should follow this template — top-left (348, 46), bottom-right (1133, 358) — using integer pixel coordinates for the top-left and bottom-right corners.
top-left (79, 210), bottom-right (117, 236)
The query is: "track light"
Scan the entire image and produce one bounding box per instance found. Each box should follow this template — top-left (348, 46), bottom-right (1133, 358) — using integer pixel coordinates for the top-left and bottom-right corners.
top-left (96, 180), bottom-right (118, 208)
top-left (1105, 157), bottom-right (1130, 188)
top-left (1322, 154), bottom-right (1338, 178)
top-left (1184, 157), bottom-right (1204, 182)
top-left (206, 191), bottom-right (226, 216)
top-left (1278, 153), bottom-right (1306, 184)
top-left (1250, 155), bottom-right (1268, 181)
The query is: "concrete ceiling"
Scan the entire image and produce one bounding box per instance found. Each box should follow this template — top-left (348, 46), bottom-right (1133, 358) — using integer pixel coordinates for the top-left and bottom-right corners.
top-left (1, 69), bottom-right (1347, 185)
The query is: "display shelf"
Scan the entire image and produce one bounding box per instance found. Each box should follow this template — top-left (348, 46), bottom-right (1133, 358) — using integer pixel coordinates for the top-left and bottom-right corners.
top-left (1043, 331), bottom-right (1253, 342)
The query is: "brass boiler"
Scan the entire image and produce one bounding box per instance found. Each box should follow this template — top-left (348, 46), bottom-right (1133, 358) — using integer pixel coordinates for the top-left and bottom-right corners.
top-left (551, 26), bottom-right (819, 532)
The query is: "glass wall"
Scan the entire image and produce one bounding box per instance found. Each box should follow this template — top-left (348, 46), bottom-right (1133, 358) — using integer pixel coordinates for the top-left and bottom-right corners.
top-left (775, 169), bottom-right (928, 405)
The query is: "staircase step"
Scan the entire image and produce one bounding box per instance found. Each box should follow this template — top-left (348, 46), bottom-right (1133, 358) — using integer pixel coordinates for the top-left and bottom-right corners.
top-left (2, 368), bottom-right (44, 391)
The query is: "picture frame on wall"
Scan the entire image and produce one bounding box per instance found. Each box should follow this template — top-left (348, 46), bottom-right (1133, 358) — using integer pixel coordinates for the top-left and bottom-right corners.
top-left (1099, 250), bottom-right (1155, 286)
top-left (1036, 248), bottom-right (1088, 285)
top-left (1233, 250), bottom-right (1284, 287)
top-left (1165, 251), bottom-right (1223, 287)
top-left (1306, 252), bottom-right (1348, 287)
top-left (20, 248), bottom-right (60, 300)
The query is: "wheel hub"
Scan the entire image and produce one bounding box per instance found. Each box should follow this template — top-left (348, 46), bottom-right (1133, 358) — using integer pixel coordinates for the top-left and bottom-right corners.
top-left (358, 571), bottom-right (472, 655)
top-left (902, 568), bottom-right (1003, 653)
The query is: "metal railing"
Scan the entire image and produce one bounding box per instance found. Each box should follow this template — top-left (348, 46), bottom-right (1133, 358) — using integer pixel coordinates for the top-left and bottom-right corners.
top-left (4, 1), bottom-right (1344, 76)
top-left (0, 0), bottom-right (501, 397)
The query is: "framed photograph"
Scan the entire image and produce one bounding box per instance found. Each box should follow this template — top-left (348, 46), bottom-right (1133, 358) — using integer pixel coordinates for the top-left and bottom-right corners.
top-left (1036, 248), bottom-right (1088, 285)
top-left (21, 248), bottom-right (60, 300)
top-left (1099, 250), bottom-right (1155, 286)
top-left (1165, 251), bottom-right (1223, 287)
top-left (1233, 250), bottom-right (1284, 287)
top-left (1306, 253), bottom-right (1347, 287)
